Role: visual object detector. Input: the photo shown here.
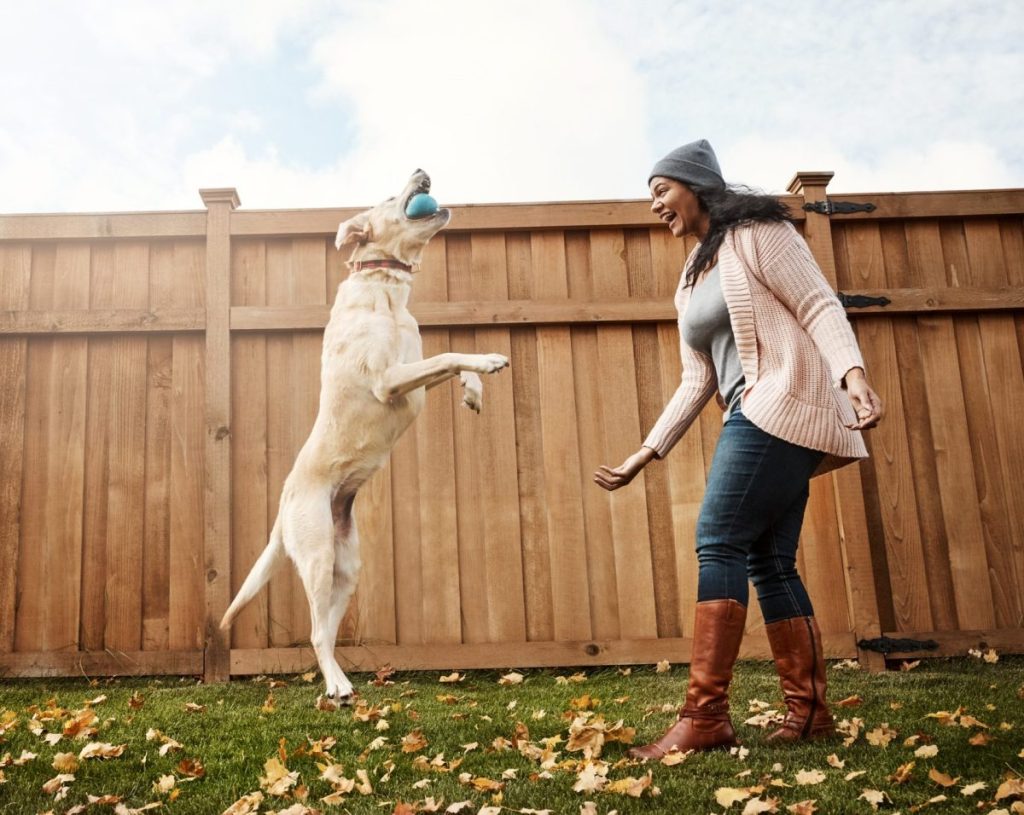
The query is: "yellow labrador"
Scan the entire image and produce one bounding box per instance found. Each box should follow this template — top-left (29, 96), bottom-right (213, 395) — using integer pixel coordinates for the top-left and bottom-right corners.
top-left (221, 170), bottom-right (509, 701)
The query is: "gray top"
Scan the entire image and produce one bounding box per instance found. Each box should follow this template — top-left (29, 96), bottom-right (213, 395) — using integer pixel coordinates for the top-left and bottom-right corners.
top-left (680, 264), bottom-right (745, 415)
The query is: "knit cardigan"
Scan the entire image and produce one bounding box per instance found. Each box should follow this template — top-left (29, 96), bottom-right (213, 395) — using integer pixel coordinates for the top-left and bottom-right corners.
top-left (643, 219), bottom-right (869, 476)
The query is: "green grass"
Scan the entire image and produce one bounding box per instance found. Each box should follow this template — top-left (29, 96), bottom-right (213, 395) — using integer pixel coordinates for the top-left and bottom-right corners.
top-left (1, 657), bottom-right (1022, 814)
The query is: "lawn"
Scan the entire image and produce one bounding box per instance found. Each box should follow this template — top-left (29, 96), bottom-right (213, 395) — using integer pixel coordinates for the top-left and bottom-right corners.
top-left (1, 656), bottom-right (1022, 815)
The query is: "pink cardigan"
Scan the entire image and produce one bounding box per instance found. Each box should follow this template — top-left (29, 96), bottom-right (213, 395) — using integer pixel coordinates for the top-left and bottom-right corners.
top-left (643, 219), bottom-right (869, 476)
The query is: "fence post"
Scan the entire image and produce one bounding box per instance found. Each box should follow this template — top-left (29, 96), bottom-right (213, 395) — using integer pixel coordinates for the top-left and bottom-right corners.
top-left (200, 188), bottom-right (239, 683)
top-left (787, 172), bottom-right (887, 672)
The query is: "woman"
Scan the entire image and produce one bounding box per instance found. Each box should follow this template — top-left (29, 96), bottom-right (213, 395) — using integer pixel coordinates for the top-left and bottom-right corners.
top-left (594, 139), bottom-right (882, 757)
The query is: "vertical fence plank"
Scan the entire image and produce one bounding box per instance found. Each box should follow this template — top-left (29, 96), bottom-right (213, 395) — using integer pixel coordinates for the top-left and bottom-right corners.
top-left (201, 188), bottom-right (238, 682)
top-left (530, 231), bottom-right (592, 642)
top-left (230, 239), bottom-right (270, 649)
top-left (789, 173), bottom-right (885, 670)
top-left (0, 245), bottom-right (30, 653)
top-left (507, 233), bottom-right (555, 642)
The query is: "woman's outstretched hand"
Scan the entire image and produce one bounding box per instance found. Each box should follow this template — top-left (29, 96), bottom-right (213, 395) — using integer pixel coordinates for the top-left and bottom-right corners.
top-left (594, 446), bottom-right (657, 491)
top-left (843, 367), bottom-right (884, 430)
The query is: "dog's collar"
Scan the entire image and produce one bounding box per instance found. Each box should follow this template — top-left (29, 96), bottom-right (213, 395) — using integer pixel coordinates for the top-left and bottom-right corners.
top-left (352, 259), bottom-right (413, 273)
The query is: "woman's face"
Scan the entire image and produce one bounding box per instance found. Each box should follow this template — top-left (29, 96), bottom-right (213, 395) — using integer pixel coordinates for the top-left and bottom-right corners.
top-left (649, 176), bottom-right (708, 239)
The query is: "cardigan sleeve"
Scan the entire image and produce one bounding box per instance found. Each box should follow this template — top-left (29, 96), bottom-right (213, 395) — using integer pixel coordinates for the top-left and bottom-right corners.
top-left (642, 336), bottom-right (717, 458)
top-left (751, 221), bottom-right (865, 388)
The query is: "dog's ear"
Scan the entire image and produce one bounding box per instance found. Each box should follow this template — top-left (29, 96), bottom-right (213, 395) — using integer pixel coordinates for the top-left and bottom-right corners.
top-left (334, 214), bottom-right (373, 250)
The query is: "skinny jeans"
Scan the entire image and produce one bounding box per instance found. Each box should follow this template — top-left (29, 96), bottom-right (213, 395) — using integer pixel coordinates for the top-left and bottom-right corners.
top-left (695, 408), bottom-right (825, 623)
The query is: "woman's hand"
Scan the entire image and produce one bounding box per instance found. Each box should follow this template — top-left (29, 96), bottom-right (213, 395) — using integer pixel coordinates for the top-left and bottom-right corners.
top-left (594, 447), bottom-right (657, 491)
top-left (843, 368), bottom-right (884, 430)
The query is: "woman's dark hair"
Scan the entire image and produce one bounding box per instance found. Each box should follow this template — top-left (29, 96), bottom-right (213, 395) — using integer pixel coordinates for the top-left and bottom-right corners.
top-left (684, 185), bottom-right (791, 287)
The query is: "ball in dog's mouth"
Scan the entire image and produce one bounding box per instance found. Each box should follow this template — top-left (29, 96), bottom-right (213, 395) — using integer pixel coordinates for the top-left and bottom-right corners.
top-left (405, 193), bottom-right (439, 219)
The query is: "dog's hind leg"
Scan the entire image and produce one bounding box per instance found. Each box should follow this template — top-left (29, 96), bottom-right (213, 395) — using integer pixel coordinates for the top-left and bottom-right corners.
top-left (321, 491), bottom-right (361, 701)
top-left (284, 488), bottom-right (354, 703)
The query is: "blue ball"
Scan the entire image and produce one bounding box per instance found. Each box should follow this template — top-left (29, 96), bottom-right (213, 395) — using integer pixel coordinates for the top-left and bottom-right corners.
top-left (406, 193), bottom-right (439, 218)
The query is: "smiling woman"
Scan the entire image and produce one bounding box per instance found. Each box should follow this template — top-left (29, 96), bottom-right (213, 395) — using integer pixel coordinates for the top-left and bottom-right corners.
top-left (594, 138), bottom-right (884, 759)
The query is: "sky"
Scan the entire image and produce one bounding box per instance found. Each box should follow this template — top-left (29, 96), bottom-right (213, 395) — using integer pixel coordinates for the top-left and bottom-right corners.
top-left (1, 0), bottom-right (1022, 214)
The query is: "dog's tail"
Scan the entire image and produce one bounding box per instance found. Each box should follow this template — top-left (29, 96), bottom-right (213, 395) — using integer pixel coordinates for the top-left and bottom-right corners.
top-left (220, 517), bottom-right (286, 630)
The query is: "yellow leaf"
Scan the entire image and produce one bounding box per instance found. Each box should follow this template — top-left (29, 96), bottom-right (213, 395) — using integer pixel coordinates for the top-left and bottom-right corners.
top-left (261, 693), bottom-right (276, 714)
top-left (826, 754), bottom-right (845, 769)
top-left (927, 768), bottom-right (959, 788)
top-left (605, 770), bottom-right (656, 798)
top-left (786, 801), bottom-right (817, 815)
top-left (716, 786), bottom-right (754, 808)
top-left (51, 753), bottom-right (78, 773)
top-left (222, 792), bottom-right (264, 815)
top-left (888, 761), bottom-right (914, 784)
top-left (995, 778), bottom-right (1024, 800)
top-left (439, 672), bottom-right (463, 684)
top-left (659, 748), bottom-right (692, 766)
top-left (654, 660), bottom-right (671, 673)
top-left (401, 730), bottom-right (429, 753)
top-left (865, 723), bottom-right (898, 747)
top-left (498, 672), bottom-right (525, 685)
top-left (795, 769), bottom-right (826, 786)
top-left (78, 742), bottom-right (125, 760)
top-left (153, 774), bottom-right (176, 794)
top-left (259, 756), bottom-right (298, 796)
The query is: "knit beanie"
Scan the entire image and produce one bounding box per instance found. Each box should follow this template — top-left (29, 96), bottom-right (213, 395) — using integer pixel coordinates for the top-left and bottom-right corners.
top-left (648, 139), bottom-right (726, 190)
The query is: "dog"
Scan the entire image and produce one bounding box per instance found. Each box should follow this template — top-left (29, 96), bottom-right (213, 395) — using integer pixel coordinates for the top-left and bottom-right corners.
top-left (220, 170), bottom-right (509, 701)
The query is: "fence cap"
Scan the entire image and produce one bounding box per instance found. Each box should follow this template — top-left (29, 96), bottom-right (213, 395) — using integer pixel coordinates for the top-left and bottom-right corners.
top-left (200, 188), bottom-right (241, 209)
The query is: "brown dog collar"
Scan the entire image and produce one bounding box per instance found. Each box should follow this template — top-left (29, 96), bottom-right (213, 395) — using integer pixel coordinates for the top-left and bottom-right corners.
top-left (352, 259), bottom-right (412, 273)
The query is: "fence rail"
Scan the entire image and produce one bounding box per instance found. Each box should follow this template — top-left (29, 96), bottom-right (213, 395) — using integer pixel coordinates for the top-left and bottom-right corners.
top-left (2, 178), bottom-right (1022, 681)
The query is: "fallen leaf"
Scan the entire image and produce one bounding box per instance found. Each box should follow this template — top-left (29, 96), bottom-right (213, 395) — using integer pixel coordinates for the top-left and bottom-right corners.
top-left (960, 781), bottom-right (986, 796)
top-left (444, 803), bottom-right (473, 813)
top-left (858, 789), bottom-right (892, 811)
top-left (439, 672), bottom-right (463, 684)
top-left (826, 754), bottom-right (845, 769)
top-left (499, 672), bottom-right (525, 685)
top-left (743, 798), bottom-right (779, 814)
top-left (153, 774), bottom-right (176, 794)
top-left (660, 748), bottom-right (692, 766)
top-left (654, 660), bottom-right (671, 673)
top-left (259, 756), bottom-right (298, 796)
top-left (184, 702), bottom-right (206, 714)
top-left (786, 801), bottom-right (817, 815)
top-left (572, 761), bottom-right (608, 794)
top-left (914, 744), bottom-right (939, 758)
top-left (401, 730), bottom-right (429, 753)
top-left (888, 761), bottom-right (914, 784)
top-left (78, 742), bottom-right (125, 760)
top-left (927, 768), bottom-right (959, 788)
top-left (716, 786), bottom-right (754, 808)
top-left (995, 778), bottom-right (1024, 800)
top-left (832, 659), bottom-right (861, 670)
top-left (176, 757), bottom-right (205, 779)
top-left (836, 695), bottom-right (862, 708)
top-left (899, 660), bottom-right (920, 671)
top-left (865, 723), bottom-right (898, 747)
top-left (969, 731), bottom-right (993, 746)
top-left (794, 769), bottom-right (826, 786)
top-left (52, 753), bottom-right (78, 773)
top-left (222, 792), bottom-right (264, 815)
top-left (605, 770), bottom-right (657, 798)
top-left (844, 771), bottom-right (867, 781)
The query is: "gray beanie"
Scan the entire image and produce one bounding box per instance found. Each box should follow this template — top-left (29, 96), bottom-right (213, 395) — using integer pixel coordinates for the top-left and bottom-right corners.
top-left (648, 139), bottom-right (725, 190)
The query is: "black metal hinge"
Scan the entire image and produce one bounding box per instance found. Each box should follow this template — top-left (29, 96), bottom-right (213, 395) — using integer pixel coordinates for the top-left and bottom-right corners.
top-left (837, 292), bottom-right (891, 309)
top-left (803, 200), bottom-right (877, 216)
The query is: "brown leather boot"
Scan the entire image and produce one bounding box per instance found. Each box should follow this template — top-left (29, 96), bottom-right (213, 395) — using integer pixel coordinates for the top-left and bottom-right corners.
top-left (764, 616), bottom-right (835, 742)
top-left (629, 599), bottom-right (747, 759)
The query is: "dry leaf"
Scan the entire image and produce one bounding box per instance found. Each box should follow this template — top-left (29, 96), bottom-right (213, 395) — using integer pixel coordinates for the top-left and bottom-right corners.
top-left (914, 744), bottom-right (939, 758)
top-left (259, 756), bottom-right (298, 796)
top-left (439, 672), bottom-right (463, 684)
top-left (832, 659), bottom-right (861, 670)
top-left (401, 730), bottom-right (429, 753)
top-left (78, 742), bottom-right (125, 760)
top-left (743, 798), bottom-right (779, 815)
top-left (716, 786), bottom-right (753, 808)
top-left (153, 774), bottom-right (176, 794)
top-left (176, 757), bottom-right (205, 779)
top-left (995, 778), bottom-right (1024, 800)
top-left (927, 768), bottom-right (959, 788)
top-left (960, 781), bottom-right (986, 796)
top-left (969, 731), bottom-right (993, 746)
top-left (184, 702), bottom-right (206, 713)
top-left (222, 792), bottom-right (264, 815)
top-left (844, 771), bottom-right (867, 781)
top-left (498, 672), bottom-right (525, 685)
top-left (888, 761), bottom-right (914, 784)
top-left (654, 660), bottom-right (670, 673)
top-left (826, 754), bottom-right (845, 769)
top-left (52, 753), bottom-right (79, 773)
top-left (660, 748), bottom-right (692, 766)
top-left (858, 789), bottom-right (892, 811)
top-left (572, 761), bottom-right (608, 794)
top-left (445, 803), bottom-right (473, 813)
top-left (786, 801), bottom-right (817, 815)
top-left (865, 723), bottom-right (898, 747)
top-left (836, 695), bottom-right (863, 708)
top-left (605, 770), bottom-right (657, 798)
top-left (899, 660), bottom-right (920, 671)
top-left (795, 769), bottom-right (826, 786)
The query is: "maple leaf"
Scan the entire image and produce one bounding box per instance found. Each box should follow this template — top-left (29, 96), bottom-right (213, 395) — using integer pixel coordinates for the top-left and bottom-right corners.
top-left (439, 672), bottom-right (464, 684)
top-left (925, 708), bottom-right (962, 726)
top-left (402, 729), bottom-right (429, 753)
top-left (960, 781), bottom-right (987, 796)
top-left (153, 774), bottom-right (176, 794)
top-left (832, 659), bottom-right (861, 670)
top-left (315, 695), bottom-right (339, 712)
top-left (570, 694), bottom-right (600, 711)
top-left (858, 789), bottom-right (892, 811)
top-left (78, 742), bottom-right (126, 760)
top-left (654, 660), bottom-right (671, 673)
top-left (786, 801), bottom-right (817, 815)
top-left (184, 702), bottom-right (207, 713)
top-left (52, 752), bottom-right (79, 773)
top-left (572, 761), bottom-right (609, 793)
top-left (260, 756), bottom-right (299, 796)
top-left (826, 754), bottom-right (845, 769)
top-left (995, 778), bottom-right (1024, 800)
top-left (499, 672), bottom-right (525, 685)
top-left (444, 802), bottom-right (473, 813)
top-left (969, 731), bottom-right (993, 746)
top-left (743, 798), bottom-right (779, 814)
top-left (836, 695), bottom-right (863, 708)
top-left (222, 792), bottom-right (266, 815)
top-left (927, 768), bottom-right (959, 788)
top-left (176, 757), bottom-right (205, 779)
top-left (888, 761), bottom-right (914, 784)
top-left (914, 744), bottom-right (939, 758)
top-left (794, 769), bottom-right (826, 786)
top-left (660, 748), bottom-right (693, 766)
top-left (899, 660), bottom-right (921, 671)
top-left (128, 692), bottom-right (145, 710)
top-left (716, 786), bottom-right (754, 808)
top-left (605, 770), bottom-right (658, 798)
top-left (865, 723), bottom-right (898, 747)
top-left (42, 773), bottom-right (76, 796)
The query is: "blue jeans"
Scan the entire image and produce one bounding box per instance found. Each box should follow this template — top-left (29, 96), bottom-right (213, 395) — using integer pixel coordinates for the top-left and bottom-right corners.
top-left (695, 409), bottom-right (825, 624)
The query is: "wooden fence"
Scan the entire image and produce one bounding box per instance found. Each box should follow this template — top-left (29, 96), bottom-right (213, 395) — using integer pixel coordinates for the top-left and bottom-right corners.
top-left (1, 174), bottom-right (1022, 681)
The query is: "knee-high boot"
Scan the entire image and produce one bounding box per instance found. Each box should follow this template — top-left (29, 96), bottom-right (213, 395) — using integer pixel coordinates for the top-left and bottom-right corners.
top-left (628, 599), bottom-right (747, 759)
top-left (764, 615), bottom-right (835, 742)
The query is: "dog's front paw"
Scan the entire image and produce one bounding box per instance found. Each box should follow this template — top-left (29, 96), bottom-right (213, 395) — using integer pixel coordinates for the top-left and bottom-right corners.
top-left (476, 353), bottom-right (509, 374)
top-left (460, 372), bottom-right (483, 413)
